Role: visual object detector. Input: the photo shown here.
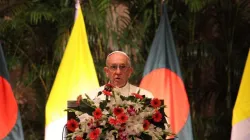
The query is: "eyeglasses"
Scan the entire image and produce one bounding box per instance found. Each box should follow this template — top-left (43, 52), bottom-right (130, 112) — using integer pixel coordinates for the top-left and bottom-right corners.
top-left (107, 65), bottom-right (130, 72)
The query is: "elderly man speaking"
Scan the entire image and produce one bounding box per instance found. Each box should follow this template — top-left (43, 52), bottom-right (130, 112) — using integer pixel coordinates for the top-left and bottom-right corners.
top-left (88, 51), bottom-right (153, 99)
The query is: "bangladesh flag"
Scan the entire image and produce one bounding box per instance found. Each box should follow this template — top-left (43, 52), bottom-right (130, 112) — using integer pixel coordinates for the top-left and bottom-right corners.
top-left (140, 3), bottom-right (193, 140)
top-left (0, 44), bottom-right (24, 140)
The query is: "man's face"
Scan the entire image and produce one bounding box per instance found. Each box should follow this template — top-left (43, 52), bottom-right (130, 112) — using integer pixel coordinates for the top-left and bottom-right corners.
top-left (104, 53), bottom-right (133, 88)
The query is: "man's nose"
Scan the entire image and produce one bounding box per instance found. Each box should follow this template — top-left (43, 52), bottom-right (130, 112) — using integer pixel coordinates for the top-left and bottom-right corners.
top-left (114, 67), bottom-right (122, 74)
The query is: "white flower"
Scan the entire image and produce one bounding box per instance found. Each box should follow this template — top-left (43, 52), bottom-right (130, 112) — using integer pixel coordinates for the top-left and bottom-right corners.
top-left (155, 127), bottom-right (164, 136)
top-left (139, 107), bottom-right (154, 118)
top-left (100, 120), bottom-right (106, 126)
top-left (125, 118), bottom-right (143, 135)
top-left (93, 97), bottom-right (102, 107)
top-left (125, 124), bottom-right (137, 135)
top-left (127, 115), bottom-right (141, 124)
top-left (144, 107), bottom-right (154, 113)
top-left (102, 109), bottom-right (109, 115)
top-left (106, 97), bottom-right (116, 109)
top-left (71, 128), bottom-right (84, 139)
top-left (105, 130), bottom-right (117, 140)
top-left (164, 122), bottom-right (171, 133)
top-left (80, 122), bottom-right (91, 132)
top-left (135, 124), bottom-right (144, 133)
top-left (75, 111), bottom-right (83, 116)
top-left (78, 113), bottom-right (93, 123)
top-left (133, 103), bottom-right (143, 111)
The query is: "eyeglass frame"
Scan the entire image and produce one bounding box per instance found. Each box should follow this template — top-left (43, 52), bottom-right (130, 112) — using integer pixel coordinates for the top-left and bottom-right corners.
top-left (106, 64), bottom-right (131, 72)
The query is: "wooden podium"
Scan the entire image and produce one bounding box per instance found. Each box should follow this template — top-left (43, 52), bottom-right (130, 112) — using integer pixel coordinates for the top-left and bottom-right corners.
top-left (67, 100), bottom-right (78, 121)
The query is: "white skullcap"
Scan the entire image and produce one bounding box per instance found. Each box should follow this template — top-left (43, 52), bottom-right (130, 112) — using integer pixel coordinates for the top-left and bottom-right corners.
top-left (107, 51), bottom-right (129, 58)
top-left (106, 51), bottom-right (131, 66)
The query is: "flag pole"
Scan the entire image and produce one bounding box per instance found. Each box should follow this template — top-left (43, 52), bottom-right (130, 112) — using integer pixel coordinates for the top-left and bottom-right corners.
top-left (74, 0), bottom-right (80, 20)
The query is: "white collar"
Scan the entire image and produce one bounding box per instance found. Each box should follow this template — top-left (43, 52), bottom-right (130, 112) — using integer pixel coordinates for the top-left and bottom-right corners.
top-left (113, 82), bottom-right (130, 96)
top-left (118, 82), bottom-right (129, 89)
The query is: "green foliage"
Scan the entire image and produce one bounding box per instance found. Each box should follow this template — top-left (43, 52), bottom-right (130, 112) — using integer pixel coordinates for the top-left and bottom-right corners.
top-left (184, 0), bottom-right (218, 12)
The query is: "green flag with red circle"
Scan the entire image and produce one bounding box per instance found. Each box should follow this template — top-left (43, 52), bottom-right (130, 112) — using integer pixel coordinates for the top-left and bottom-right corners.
top-left (0, 43), bottom-right (24, 140)
top-left (140, 3), bottom-right (193, 140)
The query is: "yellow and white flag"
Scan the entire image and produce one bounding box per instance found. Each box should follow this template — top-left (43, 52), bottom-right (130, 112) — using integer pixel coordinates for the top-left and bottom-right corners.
top-left (231, 50), bottom-right (250, 140)
top-left (45, 4), bottom-right (99, 140)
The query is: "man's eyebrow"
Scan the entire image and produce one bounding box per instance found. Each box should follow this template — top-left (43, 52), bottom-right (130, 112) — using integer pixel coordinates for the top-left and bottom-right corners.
top-left (110, 63), bottom-right (126, 65)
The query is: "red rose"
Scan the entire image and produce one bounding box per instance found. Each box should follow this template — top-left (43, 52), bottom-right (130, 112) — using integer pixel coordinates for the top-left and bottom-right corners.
top-left (93, 108), bottom-right (102, 120)
top-left (152, 110), bottom-right (162, 122)
top-left (117, 113), bottom-right (128, 124)
top-left (66, 119), bottom-right (79, 132)
top-left (89, 128), bottom-right (101, 140)
top-left (150, 98), bottom-right (161, 108)
top-left (108, 117), bottom-right (118, 125)
top-left (102, 90), bottom-right (112, 96)
top-left (143, 120), bottom-right (150, 130)
top-left (104, 84), bottom-right (114, 92)
top-left (132, 93), bottom-right (143, 100)
top-left (75, 136), bottom-right (83, 140)
top-left (113, 107), bottom-right (124, 116)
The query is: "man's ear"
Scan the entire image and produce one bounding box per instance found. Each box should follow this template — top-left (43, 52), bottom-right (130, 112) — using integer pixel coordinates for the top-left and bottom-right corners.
top-left (104, 67), bottom-right (109, 77)
top-left (128, 67), bottom-right (133, 78)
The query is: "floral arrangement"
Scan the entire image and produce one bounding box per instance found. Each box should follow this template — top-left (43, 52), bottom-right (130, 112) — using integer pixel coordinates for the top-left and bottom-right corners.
top-left (66, 84), bottom-right (173, 140)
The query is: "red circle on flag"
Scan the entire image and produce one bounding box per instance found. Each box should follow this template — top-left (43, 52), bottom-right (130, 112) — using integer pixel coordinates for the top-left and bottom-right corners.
top-left (140, 68), bottom-right (190, 134)
top-left (0, 77), bottom-right (18, 139)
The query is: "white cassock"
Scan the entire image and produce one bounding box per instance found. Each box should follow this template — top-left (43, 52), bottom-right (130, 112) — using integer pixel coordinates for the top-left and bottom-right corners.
top-left (86, 82), bottom-right (154, 100)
